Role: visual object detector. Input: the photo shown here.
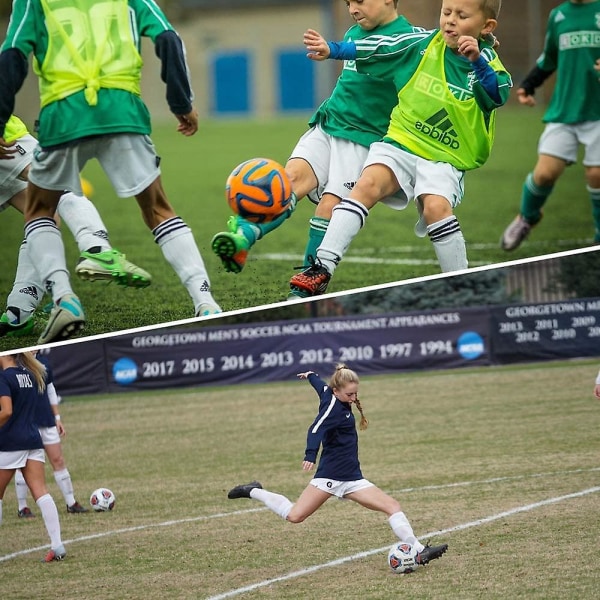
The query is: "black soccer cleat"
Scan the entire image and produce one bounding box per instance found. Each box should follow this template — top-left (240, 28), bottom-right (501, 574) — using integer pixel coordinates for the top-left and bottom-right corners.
top-left (66, 501), bottom-right (89, 513)
top-left (227, 481), bottom-right (262, 499)
top-left (416, 543), bottom-right (448, 565)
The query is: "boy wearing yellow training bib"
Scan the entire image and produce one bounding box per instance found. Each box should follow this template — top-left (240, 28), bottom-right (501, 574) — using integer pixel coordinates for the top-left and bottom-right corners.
top-left (290, 0), bottom-right (511, 297)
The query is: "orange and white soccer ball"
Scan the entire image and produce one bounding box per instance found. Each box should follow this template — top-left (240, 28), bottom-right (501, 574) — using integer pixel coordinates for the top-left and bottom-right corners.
top-left (226, 157), bottom-right (293, 223)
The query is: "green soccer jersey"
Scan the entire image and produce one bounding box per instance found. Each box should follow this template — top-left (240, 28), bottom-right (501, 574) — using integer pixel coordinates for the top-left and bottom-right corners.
top-left (309, 16), bottom-right (422, 148)
top-left (352, 30), bottom-right (512, 170)
top-left (536, 0), bottom-right (600, 123)
top-left (1, 0), bottom-right (176, 147)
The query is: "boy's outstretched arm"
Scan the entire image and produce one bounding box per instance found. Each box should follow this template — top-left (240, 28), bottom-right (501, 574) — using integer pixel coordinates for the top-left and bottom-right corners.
top-left (303, 28), bottom-right (356, 61)
top-left (304, 29), bottom-right (330, 61)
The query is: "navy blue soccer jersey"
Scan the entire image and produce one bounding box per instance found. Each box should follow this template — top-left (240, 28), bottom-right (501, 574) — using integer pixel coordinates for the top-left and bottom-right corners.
top-left (34, 354), bottom-right (56, 428)
top-left (304, 373), bottom-right (363, 481)
top-left (0, 366), bottom-right (44, 451)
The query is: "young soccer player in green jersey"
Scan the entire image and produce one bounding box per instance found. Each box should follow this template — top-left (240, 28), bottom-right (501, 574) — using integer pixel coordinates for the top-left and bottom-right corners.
top-left (0, 0), bottom-right (220, 345)
top-left (290, 0), bottom-right (510, 296)
top-left (500, 0), bottom-right (600, 251)
top-left (211, 0), bottom-right (423, 298)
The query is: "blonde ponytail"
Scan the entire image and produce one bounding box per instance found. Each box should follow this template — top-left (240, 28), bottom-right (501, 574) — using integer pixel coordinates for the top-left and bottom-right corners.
top-left (17, 352), bottom-right (47, 393)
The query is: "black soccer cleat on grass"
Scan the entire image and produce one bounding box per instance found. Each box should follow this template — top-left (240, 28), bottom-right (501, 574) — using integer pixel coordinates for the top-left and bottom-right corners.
top-left (67, 501), bottom-right (89, 513)
top-left (416, 543), bottom-right (448, 565)
top-left (227, 481), bottom-right (262, 499)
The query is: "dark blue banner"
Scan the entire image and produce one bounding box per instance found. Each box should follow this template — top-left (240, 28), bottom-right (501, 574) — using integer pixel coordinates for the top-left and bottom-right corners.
top-left (490, 297), bottom-right (600, 363)
top-left (43, 298), bottom-right (600, 396)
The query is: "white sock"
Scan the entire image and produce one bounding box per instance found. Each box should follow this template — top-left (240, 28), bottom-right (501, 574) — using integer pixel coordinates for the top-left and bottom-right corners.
top-left (388, 511), bottom-right (424, 552)
top-left (427, 216), bottom-right (468, 272)
top-left (6, 240), bottom-right (44, 321)
top-left (53, 468), bottom-right (75, 507)
top-left (36, 493), bottom-right (63, 549)
top-left (15, 469), bottom-right (30, 511)
top-left (24, 218), bottom-right (72, 302)
top-left (316, 198), bottom-right (368, 275)
top-left (250, 488), bottom-right (294, 520)
top-left (152, 217), bottom-right (219, 313)
top-left (57, 192), bottom-right (111, 253)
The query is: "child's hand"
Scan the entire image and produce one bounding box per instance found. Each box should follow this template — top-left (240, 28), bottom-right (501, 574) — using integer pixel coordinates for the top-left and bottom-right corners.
top-left (304, 28), bottom-right (330, 61)
top-left (457, 35), bottom-right (480, 61)
top-left (516, 87), bottom-right (536, 107)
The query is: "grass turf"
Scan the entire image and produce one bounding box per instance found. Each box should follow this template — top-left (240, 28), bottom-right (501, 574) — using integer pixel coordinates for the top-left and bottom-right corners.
top-left (0, 107), bottom-right (595, 351)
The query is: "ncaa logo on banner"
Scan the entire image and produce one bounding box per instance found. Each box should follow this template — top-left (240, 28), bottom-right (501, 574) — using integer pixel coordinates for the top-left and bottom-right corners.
top-left (457, 331), bottom-right (485, 360)
top-left (113, 357), bottom-right (138, 385)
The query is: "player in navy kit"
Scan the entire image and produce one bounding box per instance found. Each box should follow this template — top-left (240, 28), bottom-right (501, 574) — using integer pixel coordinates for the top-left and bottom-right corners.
top-left (0, 352), bottom-right (66, 562)
top-left (14, 352), bottom-right (88, 518)
top-left (228, 364), bottom-right (448, 566)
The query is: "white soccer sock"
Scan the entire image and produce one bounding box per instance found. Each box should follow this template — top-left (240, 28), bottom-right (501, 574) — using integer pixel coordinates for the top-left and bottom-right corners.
top-left (250, 488), bottom-right (294, 520)
top-left (388, 511), bottom-right (424, 552)
top-left (153, 217), bottom-right (219, 313)
top-left (15, 469), bottom-right (30, 511)
top-left (53, 468), bottom-right (76, 507)
top-left (36, 493), bottom-right (63, 549)
top-left (316, 198), bottom-right (368, 275)
top-left (6, 240), bottom-right (44, 322)
top-left (24, 218), bottom-right (72, 302)
top-left (427, 216), bottom-right (468, 272)
top-left (57, 192), bottom-right (111, 253)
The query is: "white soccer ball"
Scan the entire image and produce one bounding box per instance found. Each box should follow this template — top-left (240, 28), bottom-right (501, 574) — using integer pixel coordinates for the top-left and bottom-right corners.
top-left (388, 541), bottom-right (419, 574)
top-left (90, 487), bottom-right (116, 512)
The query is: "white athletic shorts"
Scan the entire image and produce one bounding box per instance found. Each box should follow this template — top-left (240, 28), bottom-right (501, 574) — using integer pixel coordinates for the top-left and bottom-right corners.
top-left (0, 447), bottom-right (45, 470)
top-left (310, 477), bottom-right (374, 498)
top-left (364, 141), bottom-right (465, 237)
top-left (0, 134), bottom-right (36, 210)
top-left (28, 133), bottom-right (161, 198)
top-left (289, 124), bottom-right (369, 204)
top-left (538, 121), bottom-right (600, 166)
top-left (39, 426), bottom-right (60, 445)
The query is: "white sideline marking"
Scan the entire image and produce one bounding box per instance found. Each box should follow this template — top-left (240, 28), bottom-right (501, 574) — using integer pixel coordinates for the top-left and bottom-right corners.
top-left (206, 486), bottom-right (600, 600)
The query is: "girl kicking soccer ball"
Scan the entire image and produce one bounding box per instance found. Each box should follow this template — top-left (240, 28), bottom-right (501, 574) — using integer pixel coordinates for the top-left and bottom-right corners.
top-left (228, 364), bottom-right (448, 566)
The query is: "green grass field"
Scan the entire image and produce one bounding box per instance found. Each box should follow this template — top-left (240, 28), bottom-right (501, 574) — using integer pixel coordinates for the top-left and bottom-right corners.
top-left (1, 360), bottom-right (598, 599)
top-left (1, 106), bottom-right (596, 351)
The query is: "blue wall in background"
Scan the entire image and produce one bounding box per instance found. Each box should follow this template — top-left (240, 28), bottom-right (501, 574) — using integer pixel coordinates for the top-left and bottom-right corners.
top-left (211, 51), bottom-right (251, 114)
top-left (277, 49), bottom-right (315, 111)
top-left (210, 48), bottom-right (315, 115)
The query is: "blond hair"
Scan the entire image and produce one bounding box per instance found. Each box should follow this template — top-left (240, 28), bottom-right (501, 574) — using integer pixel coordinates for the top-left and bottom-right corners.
top-left (17, 352), bottom-right (47, 393)
top-left (329, 363), bottom-right (369, 430)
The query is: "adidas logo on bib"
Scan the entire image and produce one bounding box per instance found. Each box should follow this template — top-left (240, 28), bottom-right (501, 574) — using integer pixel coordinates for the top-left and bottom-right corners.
top-left (415, 109), bottom-right (460, 150)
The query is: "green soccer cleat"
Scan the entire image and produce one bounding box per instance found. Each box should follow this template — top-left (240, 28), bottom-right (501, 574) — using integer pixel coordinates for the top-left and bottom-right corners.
top-left (211, 216), bottom-right (255, 274)
top-left (75, 248), bottom-right (152, 288)
top-left (0, 312), bottom-right (35, 338)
